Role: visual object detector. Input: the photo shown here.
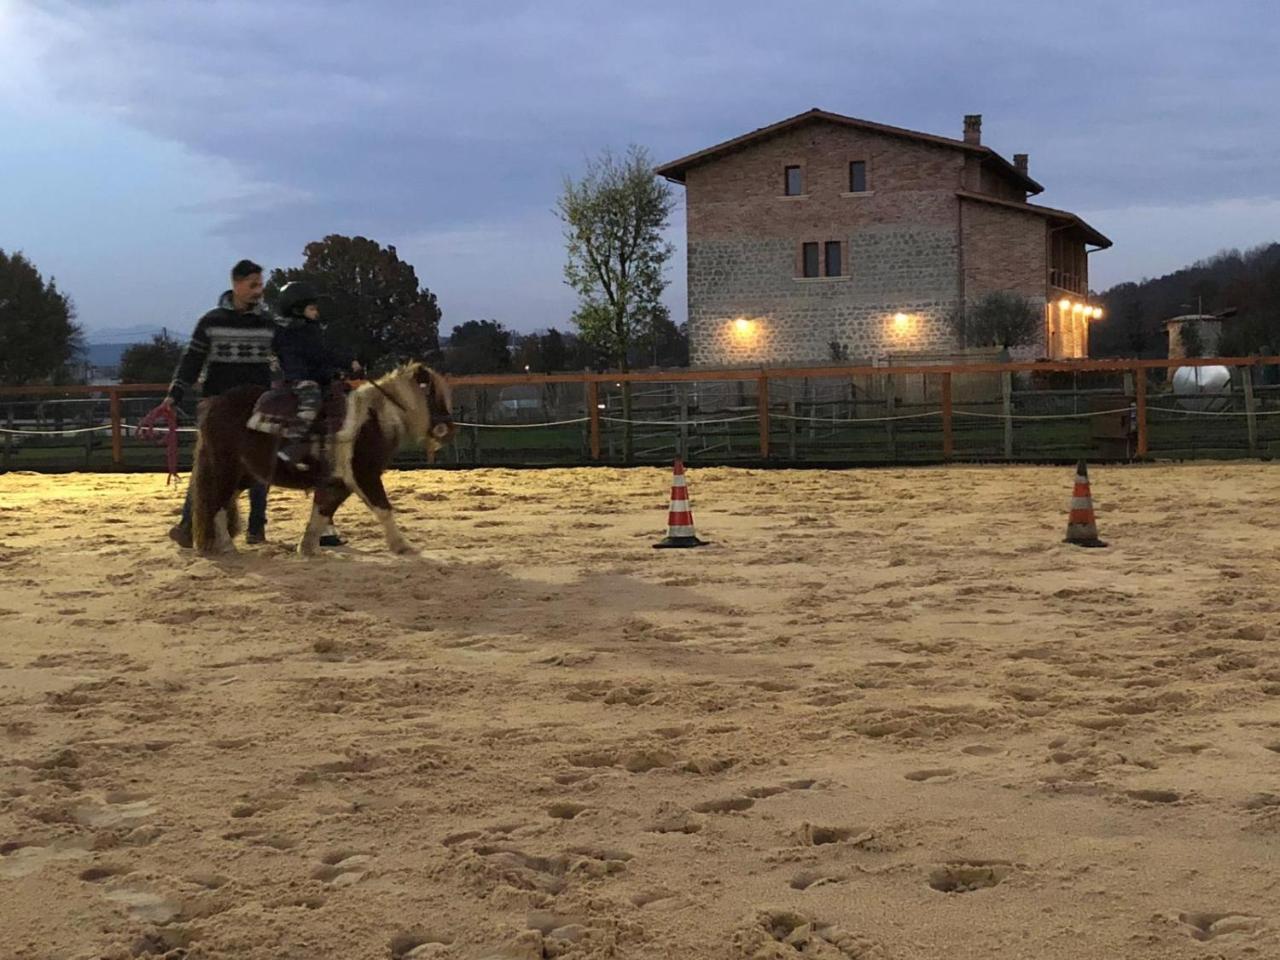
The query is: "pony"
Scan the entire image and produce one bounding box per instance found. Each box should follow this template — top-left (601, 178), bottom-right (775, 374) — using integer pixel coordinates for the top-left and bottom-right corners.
top-left (190, 362), bottom-right (455, 556)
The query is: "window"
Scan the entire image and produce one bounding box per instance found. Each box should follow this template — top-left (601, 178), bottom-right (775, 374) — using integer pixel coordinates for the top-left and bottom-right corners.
top-left (802, 242), bottom-right (820, 278)
top-left (785, 165), bottom-right (803, 196)
top-left (825, 241), bottom-right (842, 277)
top-left (849, 160), bottom-right (868, 193)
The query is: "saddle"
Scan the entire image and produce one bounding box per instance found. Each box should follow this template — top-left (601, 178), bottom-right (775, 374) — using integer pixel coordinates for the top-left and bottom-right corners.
top-left (247, 382), bottom-right (350, 472)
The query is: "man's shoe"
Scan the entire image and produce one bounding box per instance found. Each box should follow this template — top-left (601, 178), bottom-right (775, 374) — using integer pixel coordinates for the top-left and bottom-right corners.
top-left (319, 532), bottom-right (345, 547)
top-left (168, 524), bottom-right (193, 549)
top-left (246, 530), bottom-right (267, 545)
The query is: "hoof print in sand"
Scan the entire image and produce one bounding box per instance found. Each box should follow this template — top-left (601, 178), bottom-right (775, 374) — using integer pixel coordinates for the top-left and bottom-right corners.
top-left (928, 860), bottom-right (1014, 893)
top-left (1178, 912), bottom-right (1262, 942)
top-left (736, 909), bottom-right (887, 958)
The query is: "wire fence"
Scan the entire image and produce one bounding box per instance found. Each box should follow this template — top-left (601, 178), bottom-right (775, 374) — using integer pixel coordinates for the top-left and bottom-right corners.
top-left (2, 357), bottom-right (1280, 471)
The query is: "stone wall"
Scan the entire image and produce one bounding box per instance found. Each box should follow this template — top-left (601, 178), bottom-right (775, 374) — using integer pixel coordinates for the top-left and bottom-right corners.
top-left (688, 227), bottom-right (959, 366)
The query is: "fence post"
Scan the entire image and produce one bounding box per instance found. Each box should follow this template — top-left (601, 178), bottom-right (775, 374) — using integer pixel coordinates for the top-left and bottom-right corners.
top-left (941, 372), bottom-right (953, 461)
top-left (3, 405), bottom-right (12, 470)
top-left (677, 384), bottom-right (689, 461)
top-left (586, 380), bottom-right (601, 461)
top-left (1135, 367), bottom-right (1149, 458)
top-left (110, 389), bottom-right (123, 466)
top-left (1001, 371), bottom-right (1013, 460)
top-left (1243, 366), bottom-right (1259, 457)
top-left (787, 398), bottom-right (797, 461)
top-left (757, 373), bottom-right (770, 459)
top-left (885, 373), bottom-right (896, 459)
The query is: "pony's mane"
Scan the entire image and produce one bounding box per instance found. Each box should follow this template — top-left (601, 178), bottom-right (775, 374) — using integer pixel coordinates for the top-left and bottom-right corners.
top-left (333, 361), bottom-right (446, 494)
top-left (374, 361), bottom-right (423, 389)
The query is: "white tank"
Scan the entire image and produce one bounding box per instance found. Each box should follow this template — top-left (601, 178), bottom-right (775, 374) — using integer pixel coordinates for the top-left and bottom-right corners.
top-left (1171, 365), bottom-right (1232, 412)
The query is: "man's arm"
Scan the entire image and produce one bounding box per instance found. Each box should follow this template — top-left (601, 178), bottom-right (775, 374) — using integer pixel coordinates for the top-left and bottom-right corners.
top-left (165, 314), bottom-right (211, 405)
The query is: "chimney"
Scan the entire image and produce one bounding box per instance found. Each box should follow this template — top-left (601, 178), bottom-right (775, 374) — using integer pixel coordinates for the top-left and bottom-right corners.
top-left (1013, 153), bottom-right (1029, 176)
top-left (963, 114), bottom-right (982, 145)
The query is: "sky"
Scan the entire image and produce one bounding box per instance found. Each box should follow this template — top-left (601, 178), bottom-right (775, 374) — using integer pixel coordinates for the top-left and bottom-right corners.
top-left (1, 0), bottom-right (1278, 342)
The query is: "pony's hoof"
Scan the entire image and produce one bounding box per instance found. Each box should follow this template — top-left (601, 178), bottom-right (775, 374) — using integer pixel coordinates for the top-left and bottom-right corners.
top-left (297, 542), bottom-right (320, 557)
top-left (390, 541), bottom-right (418, 556)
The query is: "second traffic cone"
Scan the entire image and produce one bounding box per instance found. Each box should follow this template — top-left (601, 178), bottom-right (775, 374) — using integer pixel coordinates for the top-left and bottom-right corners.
top-left (654, 459), bottom-right (708, 548)
top-left (1064, 459), bottom-right (1107, 548)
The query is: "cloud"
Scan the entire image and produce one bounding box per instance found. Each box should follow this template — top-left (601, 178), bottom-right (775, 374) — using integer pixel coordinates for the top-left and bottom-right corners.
top-left (23, 1), bottom-right (1278, 220)
top-left (4, 0), bottom-right (1278, 332)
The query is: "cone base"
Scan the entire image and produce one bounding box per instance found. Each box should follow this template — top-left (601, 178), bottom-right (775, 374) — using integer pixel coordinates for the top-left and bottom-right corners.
top-left (1064, 537), bottom-right (1108, 548)
top-left (653, 536), bottom-right (709, 549)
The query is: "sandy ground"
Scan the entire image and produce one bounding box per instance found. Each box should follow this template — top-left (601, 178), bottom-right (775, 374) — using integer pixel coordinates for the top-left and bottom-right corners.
top-left (1, 463), bottom-right (1280, 960)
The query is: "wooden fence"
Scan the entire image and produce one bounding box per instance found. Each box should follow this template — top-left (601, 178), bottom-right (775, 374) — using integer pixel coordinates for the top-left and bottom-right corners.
top-left (2, 355), bottom-right (1279, 467)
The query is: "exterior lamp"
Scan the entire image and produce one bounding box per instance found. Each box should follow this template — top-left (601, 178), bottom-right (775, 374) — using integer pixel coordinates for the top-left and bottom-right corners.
top-left (892, 312), bottom-right (910, 334)
top-left (733, 317), bottom-right (752, 336)
top-left (1058, 298), bottom-right (1071, 312)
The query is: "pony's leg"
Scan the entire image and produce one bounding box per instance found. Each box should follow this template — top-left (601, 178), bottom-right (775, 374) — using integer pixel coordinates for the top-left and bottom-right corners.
top-left (194, 453), bottom-right (242, 555)
top-left (298, 482), bottom-right (352, 557)
top-left (352, 468), bottom-right (413, 555)
top-left (212, 509), bottom-right (236, 553)
top-left (374, 507), bottom-right (413, 555)
top-left (297, 500), bottom-right (328, 557)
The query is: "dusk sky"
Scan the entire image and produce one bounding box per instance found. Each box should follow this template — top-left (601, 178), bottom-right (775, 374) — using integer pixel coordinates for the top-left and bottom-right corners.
top-left (2, 0), bottom-right (1277, 342)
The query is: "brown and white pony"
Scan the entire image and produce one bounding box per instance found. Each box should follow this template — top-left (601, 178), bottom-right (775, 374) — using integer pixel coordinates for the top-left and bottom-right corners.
top-left (190, 363), bottom-right (455, 556)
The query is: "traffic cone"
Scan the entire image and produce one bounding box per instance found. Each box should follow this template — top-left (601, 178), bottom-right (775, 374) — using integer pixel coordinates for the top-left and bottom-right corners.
top-left (654, 459), bottom-right (708, 548)
top-left (1064, 460), bottom-right (1107, 548)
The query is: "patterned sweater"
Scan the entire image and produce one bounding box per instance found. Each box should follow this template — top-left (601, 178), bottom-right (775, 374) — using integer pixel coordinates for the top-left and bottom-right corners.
top-left (167, 291), bottom-right (276, 403)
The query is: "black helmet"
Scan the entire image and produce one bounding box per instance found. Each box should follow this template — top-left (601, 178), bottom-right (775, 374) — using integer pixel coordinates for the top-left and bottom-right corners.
top-left (277, 280), bottom-right (320, 319)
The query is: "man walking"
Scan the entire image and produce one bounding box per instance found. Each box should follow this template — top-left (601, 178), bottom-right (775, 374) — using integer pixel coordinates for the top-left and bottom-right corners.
top-left (165, 259), bottom-right (276, 547)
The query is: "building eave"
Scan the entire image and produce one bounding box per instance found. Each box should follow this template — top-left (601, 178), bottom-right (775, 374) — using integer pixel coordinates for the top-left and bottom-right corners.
top-left (956, 190), bottom-right (1112, 249)
top-left (655, 108), bottom-right (1044, 195)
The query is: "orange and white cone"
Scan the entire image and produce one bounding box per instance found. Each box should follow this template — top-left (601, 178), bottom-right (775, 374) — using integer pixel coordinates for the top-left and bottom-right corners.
top-left (1064, 459), bottom-right (1107, 548)
top-left (654, 459), bottom-right (708, 548)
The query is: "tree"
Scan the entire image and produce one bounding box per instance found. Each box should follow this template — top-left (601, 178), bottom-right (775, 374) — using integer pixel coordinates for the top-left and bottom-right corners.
top-left (0, 249), bottom-right (84, 386)
top-left (1179, 319), bottom-right (1205, 358)
top-left (267, 235), bottom-right (441, 373)
top-left (558, 145), bottom-right (675, 458)
top-left (557, 145), bottom-right (675, 371)
top-left (1122, 299), bottom-right (1151, 356)
top-left (636, 316), bottom-right (689, 368)
top-left (1095, 243), bottom-right (1280, 358)
top-left (441, 320), bottom-right (511, 374)
top-left (119, 330), bottom-right (183, 384)
top-left (540, 328), bottom-right (568, 372)
top-left (948, 291), bottom-right (1042, 350)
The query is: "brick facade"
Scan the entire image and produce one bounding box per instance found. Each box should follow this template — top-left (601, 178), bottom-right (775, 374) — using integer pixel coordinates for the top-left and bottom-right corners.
top-left (659, 110), bottom-right (1110, 367)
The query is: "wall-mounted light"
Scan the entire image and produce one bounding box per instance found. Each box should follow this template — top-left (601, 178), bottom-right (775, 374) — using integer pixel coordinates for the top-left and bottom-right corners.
top-left (1058, 298), bottom-right (1071, 312)
top-left (892, 312), bottom-right (911, 335)
top-left (733, 317), bottom-right (753, 336)
top-left (1091, 307), bottom-right (1104, 320)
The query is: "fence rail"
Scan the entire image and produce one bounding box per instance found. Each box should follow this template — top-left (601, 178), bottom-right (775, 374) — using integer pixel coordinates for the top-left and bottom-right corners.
top-left (2, 355), bottom-right (1279, 470)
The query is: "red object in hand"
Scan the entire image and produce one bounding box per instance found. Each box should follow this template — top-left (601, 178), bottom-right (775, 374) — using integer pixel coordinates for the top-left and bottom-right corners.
top-left (137, 402), bottom-right (180, 485)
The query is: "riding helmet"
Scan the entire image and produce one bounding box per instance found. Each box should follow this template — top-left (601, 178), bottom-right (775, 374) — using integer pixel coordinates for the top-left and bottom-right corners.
top-left (276, 280), bottom-right (320, 319)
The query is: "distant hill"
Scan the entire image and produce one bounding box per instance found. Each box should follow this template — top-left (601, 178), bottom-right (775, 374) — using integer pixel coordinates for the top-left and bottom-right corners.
top-left (85, 324), bottom-right (172, 345)
top-left (85, 343), bottom-right (136, 368)
top-left (1093, 243), bottom-right (1280, 358)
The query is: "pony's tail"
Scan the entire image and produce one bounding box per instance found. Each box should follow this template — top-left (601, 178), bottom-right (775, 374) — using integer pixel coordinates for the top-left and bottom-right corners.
top-left (190, 435), bottom-right (216, 552)
top-left (224, 492), bottom-right (242, 541)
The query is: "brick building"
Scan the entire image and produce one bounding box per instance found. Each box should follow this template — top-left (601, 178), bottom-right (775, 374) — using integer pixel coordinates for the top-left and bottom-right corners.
top-left (655, 109), bottom-right (1111, 367)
